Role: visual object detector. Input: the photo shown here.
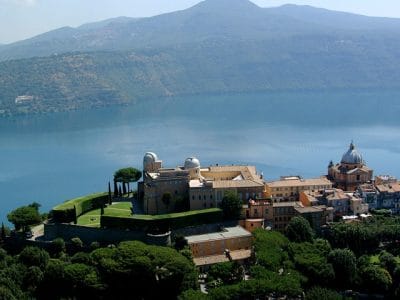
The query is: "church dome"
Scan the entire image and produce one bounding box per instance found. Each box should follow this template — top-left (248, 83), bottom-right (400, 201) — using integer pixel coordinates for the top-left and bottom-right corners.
top-left (184, 157), bottom-right (200, 169)
top-left (341, 142), bottom-right (363, 164)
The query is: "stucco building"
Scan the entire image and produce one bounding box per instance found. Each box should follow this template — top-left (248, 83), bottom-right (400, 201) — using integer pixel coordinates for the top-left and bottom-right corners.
top-left (240, 198), bottom-right (332, 233)
top-left (328, 142), bottom-right (373, 191)
top-left (375, 181), bottom-right (400, 213)
top-left (356, 183), bottom-right (378, 210)
top-left (264, 176), bottom-right (332, 202)
top-left (189, 165), bottom-right (264, 210)
top-left (300, 188), bottom-right (368, 217)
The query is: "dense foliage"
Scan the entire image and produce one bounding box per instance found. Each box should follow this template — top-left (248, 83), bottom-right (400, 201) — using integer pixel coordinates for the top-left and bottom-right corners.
top-left (220, 191), bottom-right (242, 220)
top-left (285, 216), bottom-right (314, 243)
top-left (4, 211), bottom-right (400, 298)
top-left (156, 215), bottom-right (400, 298)
top-left (0, 241), bottom-right (197, 299)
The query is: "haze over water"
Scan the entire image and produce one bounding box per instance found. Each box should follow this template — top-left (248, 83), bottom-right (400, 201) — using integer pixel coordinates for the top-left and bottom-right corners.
top-left (1, 89), bottom-right (400, 223)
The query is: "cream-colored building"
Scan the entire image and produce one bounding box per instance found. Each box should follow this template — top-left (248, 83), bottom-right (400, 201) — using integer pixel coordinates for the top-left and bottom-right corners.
top-left (189, 165), bottom-right (265, 210)
top-left (349, 193), bottom-right (369, 215)
top-left (265, 175), bottom-right (332, 202)
top-left (138, 152), bottom-right (264, 214)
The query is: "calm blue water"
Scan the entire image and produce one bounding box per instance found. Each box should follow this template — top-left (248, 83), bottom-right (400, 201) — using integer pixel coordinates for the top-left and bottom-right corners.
top-left (1, 89), bottom-right (400, 224)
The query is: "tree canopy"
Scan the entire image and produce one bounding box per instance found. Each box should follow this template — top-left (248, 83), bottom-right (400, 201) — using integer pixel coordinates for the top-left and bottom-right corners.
top-left (328, 248), bottom-right (357, 288)
top-left (113, 167), bottom-right (141, 183)
top-left (220, 191), bottom-right (242, 220)
top-left (286, 216), bottom-right (314, 243)
top-left (7, 203), bottom-right (42, 231)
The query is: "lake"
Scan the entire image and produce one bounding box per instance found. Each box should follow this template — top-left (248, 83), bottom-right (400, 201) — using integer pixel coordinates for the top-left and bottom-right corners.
top-left (1, 89), bottom-right (400, 224)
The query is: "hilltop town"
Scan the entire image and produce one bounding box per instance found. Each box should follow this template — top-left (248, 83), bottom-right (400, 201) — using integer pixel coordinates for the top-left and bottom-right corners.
top-left (23, 142), bottom-right (400, 264)
top-left (3, 142), bottom-right (400, 299)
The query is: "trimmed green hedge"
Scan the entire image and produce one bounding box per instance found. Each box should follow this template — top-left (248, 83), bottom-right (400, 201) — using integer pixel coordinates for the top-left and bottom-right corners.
top-left (52, 192), bottom-right (108, 223)
top-left (101, 208), bottom-right (223, 232)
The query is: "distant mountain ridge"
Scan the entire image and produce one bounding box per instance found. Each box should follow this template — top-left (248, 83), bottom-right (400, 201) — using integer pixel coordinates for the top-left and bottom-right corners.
top-left (2, 0), bottom-right (400, 61)
top-left (1, 0), bottom-right (400, 116)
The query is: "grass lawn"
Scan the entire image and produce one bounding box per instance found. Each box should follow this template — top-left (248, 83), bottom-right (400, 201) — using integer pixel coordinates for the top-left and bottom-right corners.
top-left (77, 208), bottom-right (101, 227)
top-left (107, 208), bottom-right (221, 220)
top-left (77, 202), bottom-right (133, 227)
top-left (105, 202), bottom-right (132, 217)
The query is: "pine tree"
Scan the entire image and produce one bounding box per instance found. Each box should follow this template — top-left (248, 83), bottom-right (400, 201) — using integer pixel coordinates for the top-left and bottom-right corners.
top-left (118, 185), bottom-right (122, 197)
top-left (122, 182), bottom-right (127, 195)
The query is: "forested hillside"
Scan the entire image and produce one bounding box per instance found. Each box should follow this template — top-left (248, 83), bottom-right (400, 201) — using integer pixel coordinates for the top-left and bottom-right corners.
top-left (1, 0), bottom-right (400, 115)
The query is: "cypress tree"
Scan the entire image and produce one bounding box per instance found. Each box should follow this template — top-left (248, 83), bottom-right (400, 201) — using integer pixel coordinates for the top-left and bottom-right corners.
top-left (114, 180), bottom-right (118, 197)
top-left (0, 223), bottom-right (6, 241)
top-left (108, 181), bottom-right (112, 205)
top-left (73, 205), bottom-right (77, 224)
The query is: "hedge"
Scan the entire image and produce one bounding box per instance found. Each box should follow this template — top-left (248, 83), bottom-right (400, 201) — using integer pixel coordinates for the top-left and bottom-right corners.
top-left (51, 192), bottom-right (108, 223)
top-left (100, 208), bottom-right (223, 232)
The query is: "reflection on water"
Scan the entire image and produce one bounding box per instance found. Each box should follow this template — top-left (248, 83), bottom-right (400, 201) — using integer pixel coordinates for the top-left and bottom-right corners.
top-left (0, 89), bottom-right (400, 223)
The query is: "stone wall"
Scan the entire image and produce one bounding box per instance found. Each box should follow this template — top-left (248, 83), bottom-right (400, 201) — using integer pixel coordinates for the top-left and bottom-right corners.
top-left (44, 223), bottom-right (146, 245)
top-left (43, 221), bottom-right (239, 246)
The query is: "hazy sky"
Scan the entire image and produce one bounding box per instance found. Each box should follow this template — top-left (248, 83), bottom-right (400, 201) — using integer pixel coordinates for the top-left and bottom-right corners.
top-left (1, 0), bottom-right (400, 44)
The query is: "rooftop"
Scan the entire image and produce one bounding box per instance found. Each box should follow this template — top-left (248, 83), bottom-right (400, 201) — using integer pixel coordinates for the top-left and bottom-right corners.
top-left (357, 183), bottom-right (376, 193)
top-left (266, 176), bottom-right (332, 188)
top-left (272, 201), bottom-right (297, 208)
top-left (376, 183), bottom-right (400, 193)
top-left (294, 205), bottom-right (332, 214)
top-left (192, 249), bottom-right (252, 266)
top-left (185, 226), bottom-right (251, 244)
top-left (189, 165), bottom-right (264, 189)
